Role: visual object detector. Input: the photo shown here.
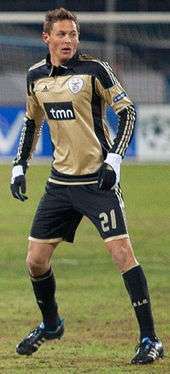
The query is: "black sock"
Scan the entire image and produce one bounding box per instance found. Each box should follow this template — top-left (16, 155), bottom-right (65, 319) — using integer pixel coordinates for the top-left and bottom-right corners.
top-left (122, 265), bottom-right (156, 340)
top-left (30, 267), bottom-right (60, 331)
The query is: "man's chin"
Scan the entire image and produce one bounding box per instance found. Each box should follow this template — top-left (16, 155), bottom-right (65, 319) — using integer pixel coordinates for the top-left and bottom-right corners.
top-left (60, 51), bottom-right (74, 63)
top-left (60, 57), bottom-right (71, 64)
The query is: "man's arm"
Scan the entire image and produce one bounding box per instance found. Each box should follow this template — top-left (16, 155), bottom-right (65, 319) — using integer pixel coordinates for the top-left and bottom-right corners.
top-left (11, 84), bottom-right (44, 201)
top-left (100, 106), bottom-right (136, 190)
top-left (95, 61), bottom-right (136, 190)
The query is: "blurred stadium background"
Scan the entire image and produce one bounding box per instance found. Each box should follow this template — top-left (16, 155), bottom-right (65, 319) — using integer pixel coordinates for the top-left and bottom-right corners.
top-left (0, 0), bottom-right (170, 161)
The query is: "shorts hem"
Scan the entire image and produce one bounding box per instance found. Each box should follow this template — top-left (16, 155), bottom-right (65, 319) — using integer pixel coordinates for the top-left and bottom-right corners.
top-left (28, 236), bottom-right (63, 244)
top-left (104, 234), bottom-right (129, 242)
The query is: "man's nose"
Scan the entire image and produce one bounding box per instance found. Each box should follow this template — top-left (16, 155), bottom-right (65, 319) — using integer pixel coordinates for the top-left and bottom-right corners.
top-left (64, 34), bottom-right (71, 43)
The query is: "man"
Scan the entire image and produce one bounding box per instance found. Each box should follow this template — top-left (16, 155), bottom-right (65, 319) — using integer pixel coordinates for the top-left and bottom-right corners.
top-left (10, 7), bottom-right (164, 364)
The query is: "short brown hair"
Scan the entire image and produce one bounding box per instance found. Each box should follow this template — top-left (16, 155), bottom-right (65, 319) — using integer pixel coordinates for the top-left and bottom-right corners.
top-left (43, 7), bottom-right (80, 34)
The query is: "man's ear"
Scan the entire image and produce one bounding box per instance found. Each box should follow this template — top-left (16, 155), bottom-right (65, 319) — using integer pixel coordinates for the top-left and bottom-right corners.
top-left (42, 32), bottom-right (49, 45)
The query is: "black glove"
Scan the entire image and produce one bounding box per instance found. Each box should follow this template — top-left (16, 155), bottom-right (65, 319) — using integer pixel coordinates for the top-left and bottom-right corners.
top-left (10, 165), bottom-right (28, 202)
top-left (98, 163), bottom-right (116, 191)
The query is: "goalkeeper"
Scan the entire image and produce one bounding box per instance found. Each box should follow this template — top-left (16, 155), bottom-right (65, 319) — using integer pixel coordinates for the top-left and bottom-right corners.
top-left (10, 7), bottom-right (164, 365)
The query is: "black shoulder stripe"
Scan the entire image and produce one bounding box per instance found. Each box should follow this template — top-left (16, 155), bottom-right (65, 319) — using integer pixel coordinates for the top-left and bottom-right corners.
top-left (27, 65), bottom-right (51, 95)
top-left (78, 55), bottom-right (118, 88)
top-left (95, 60), bottom-right (118, 88)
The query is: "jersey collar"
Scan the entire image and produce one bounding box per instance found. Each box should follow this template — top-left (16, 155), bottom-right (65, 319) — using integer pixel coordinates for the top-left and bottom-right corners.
top-left (46, 51), bottom-right (79, 76)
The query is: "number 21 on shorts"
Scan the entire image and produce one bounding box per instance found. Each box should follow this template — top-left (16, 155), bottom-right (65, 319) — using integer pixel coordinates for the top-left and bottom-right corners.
top-left (99, 209), bottom-right (116, 232)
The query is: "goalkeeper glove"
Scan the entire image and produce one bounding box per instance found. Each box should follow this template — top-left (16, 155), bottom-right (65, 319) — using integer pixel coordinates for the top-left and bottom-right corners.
top-left (10, 165), bottom-right (28, 202)
top-left (98, 153), bottom-right (122, 191)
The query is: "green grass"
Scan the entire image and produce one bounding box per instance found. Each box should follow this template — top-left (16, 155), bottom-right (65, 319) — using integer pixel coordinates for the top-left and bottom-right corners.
top-left (0, 163), bottom-right (170, 373)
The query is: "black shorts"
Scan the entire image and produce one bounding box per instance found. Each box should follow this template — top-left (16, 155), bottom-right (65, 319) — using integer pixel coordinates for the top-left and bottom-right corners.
top-left (29, 182), bottom-right (128, 243)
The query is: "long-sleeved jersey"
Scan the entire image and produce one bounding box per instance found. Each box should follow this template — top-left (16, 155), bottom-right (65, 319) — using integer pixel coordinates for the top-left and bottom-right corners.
top-left (14, 52), bottom-right (136, 184)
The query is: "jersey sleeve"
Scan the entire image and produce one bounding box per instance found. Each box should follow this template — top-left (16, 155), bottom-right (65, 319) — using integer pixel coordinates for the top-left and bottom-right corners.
top-left (13, 72), bottom-right (44, 167)
top-left (95, 61), bottom-right (136, 157)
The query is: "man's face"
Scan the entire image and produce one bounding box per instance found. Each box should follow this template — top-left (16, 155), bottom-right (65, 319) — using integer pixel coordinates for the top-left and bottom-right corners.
top-left (42, 20), bottom-right (79, 65)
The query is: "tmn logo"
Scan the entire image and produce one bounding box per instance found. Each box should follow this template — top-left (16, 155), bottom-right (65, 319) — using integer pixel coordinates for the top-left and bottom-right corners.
top-left (44, 102), bottom-right (75, 120)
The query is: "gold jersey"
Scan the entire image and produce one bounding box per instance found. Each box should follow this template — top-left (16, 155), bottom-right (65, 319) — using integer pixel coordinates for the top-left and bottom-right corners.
top-left (15, 52), bottom-right (136, 184)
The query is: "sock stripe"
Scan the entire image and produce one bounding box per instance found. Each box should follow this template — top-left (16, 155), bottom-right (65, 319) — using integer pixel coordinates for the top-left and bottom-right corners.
top-left (30, 268), bottom-right (52, 282)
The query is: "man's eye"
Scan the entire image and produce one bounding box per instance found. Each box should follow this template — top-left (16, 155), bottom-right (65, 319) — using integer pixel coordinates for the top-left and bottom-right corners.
top-left (57, 32), bottom-right (65, 37)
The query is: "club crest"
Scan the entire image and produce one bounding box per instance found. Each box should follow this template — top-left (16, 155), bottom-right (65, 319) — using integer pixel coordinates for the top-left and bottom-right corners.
top-left (68, 77), bottom-right (84, 93)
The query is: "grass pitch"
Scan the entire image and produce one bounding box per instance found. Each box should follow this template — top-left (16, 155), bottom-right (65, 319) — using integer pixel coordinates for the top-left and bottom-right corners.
top-left (0, 163), bottom-right (170, 373)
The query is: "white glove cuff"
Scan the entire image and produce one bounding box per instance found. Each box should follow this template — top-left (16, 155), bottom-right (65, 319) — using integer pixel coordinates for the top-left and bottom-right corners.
top-left (105, 153), bottom-right (122, 169)
top-left (11, 165), bottom-right (24, 184)
top-left (105, 153), bottom-right (122, 185)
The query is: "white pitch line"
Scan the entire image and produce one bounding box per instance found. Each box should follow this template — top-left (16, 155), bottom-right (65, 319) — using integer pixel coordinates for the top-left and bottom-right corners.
top-left (57, 258), bottom-right (78, 266)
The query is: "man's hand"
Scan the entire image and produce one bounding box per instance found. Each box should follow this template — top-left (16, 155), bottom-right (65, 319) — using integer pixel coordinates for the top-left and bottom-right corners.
top-left (98, 153), bottom-right (122, 191)
top-left (10, 165), bottom-right (28, 202)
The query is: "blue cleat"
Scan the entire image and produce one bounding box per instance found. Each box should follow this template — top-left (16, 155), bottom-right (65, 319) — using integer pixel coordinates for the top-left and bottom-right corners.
top-left (131, 337), bottom-right (164, 364)
top-left (16, 319), bottom-right (64, 356)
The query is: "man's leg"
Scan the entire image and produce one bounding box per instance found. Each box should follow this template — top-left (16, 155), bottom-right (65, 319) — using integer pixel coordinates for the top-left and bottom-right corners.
top-left (16, 240), bottom-right (64, 356)
top-left (106, 237), bottom-right (164, 364)
top-left (16, 183), bottom-right (83, 356)
top-left (26, 241), bottom-right (61, 330)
